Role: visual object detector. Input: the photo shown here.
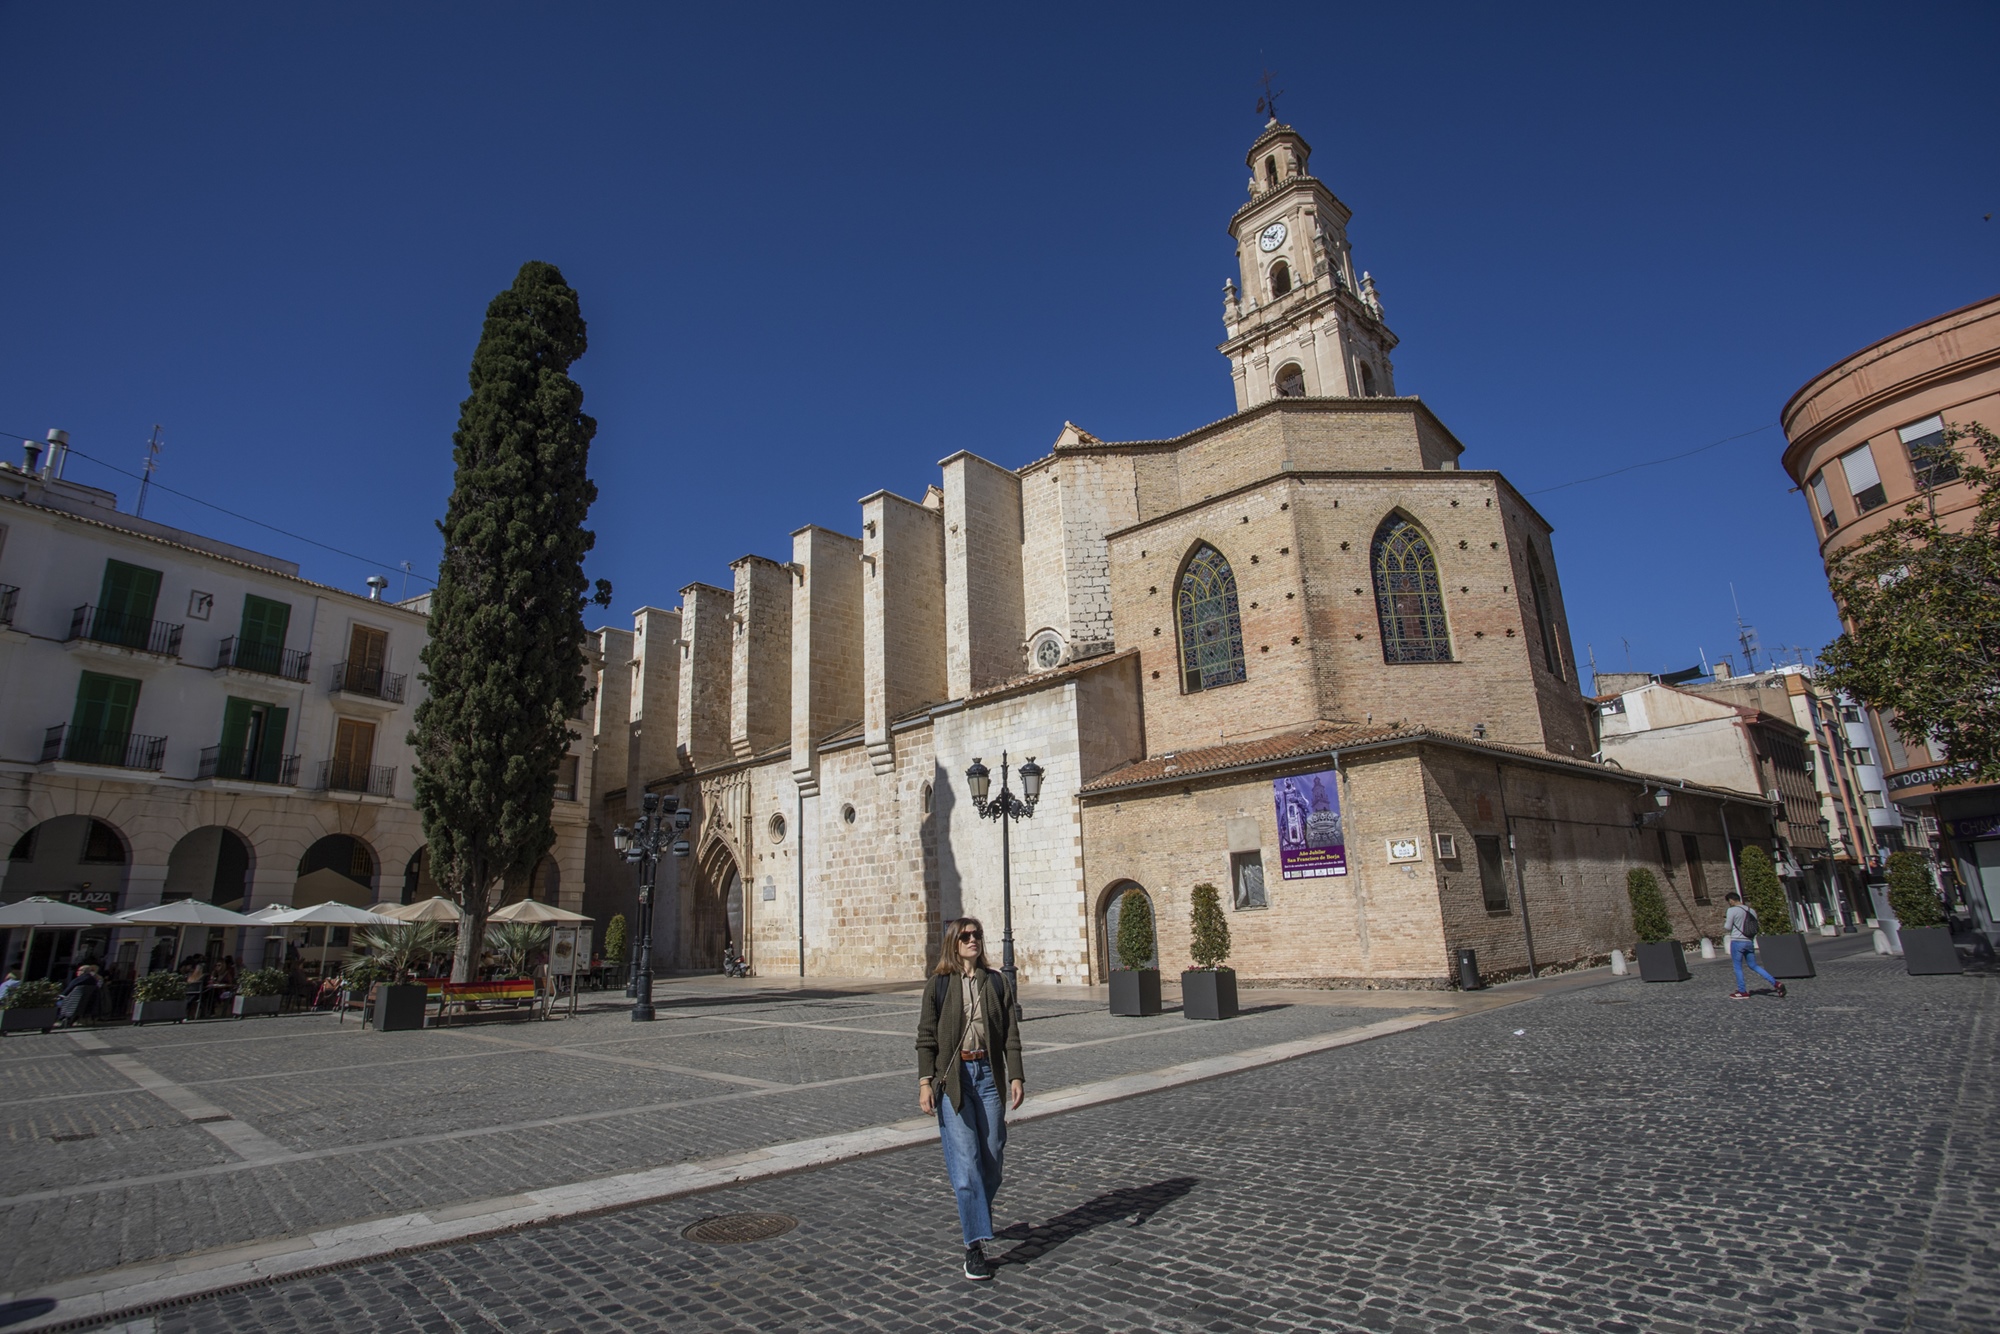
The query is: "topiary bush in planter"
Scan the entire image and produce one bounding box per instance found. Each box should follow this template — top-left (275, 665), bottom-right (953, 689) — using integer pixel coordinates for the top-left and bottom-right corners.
top-left (1740, 845), bottom-right (1815, 978)
top-left (604, 913), bottom-right (627, 965)
top-left (1109, 887), bottom-right (1161, 1017)
top-left (1627, 868), bottom-right (1687, 982)
top-left (1182, 883), bottom-right (1237, 1020)
top-left (234, 967), bottom-right (288, 1017)
top-left (1887, 849), bottom-right (1960, 974)
top-left (132, 969), bottom-right (189, 1024)
top-left (1, 979), bottom-right (61, 1035)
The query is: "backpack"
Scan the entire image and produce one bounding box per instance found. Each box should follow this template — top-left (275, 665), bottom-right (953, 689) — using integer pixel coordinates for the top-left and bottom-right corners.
top-left (1739, 906), bottom-right (1760, 940)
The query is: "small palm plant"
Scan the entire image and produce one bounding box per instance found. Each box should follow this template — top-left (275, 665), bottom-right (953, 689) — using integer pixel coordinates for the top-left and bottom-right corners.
top-left (485, 921), bottom-right (552, 978)
top-left (358, 920), bottom-right (452, 980)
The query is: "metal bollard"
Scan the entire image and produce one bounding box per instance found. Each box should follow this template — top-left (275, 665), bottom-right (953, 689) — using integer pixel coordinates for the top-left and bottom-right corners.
top-left (1456, 947), bottom-right (1484, 990)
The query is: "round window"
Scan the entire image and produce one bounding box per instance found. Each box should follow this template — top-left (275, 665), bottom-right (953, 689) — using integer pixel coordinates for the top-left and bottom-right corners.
top-left (768, 813), bottom-right (786, 844)
top-left (1032, 633), bottom-right (1064, 670)
top-left (841, 803), bottom-right (857, 825)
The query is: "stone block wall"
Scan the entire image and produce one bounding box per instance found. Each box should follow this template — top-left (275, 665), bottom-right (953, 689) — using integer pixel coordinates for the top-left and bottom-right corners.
top-left (730, 555), bottom-right (792, 759)
top-left (861, 491), bottom-right (945, 774)
top-left (627, 608), bottom-right (680, 798)
top-left (942, 452), bottom-right (1025, 695)
top-left (789, 525), bottom-right (864, 795)
top-left (1019, 457), bottom-right (1068, 644)
top-left (590, 627), bottom-right (633, 806)
top-left (677, 583), bottom-right (732, 772)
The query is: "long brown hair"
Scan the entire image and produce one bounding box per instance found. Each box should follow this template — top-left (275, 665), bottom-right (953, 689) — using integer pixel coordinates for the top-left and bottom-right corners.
top-left (931, 916), bottom-right (992, 976)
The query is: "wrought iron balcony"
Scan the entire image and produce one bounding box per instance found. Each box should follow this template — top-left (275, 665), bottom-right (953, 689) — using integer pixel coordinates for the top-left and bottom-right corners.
top-left (42, 724), bottom-right (167, 771)
top-left (330, 660), bottom-right (406, 703)
top-left (319, 759), bottom-right (396, 796)
top-left (198, 745), bottom-right (301, 786)
top-left (216, 636), bottom-right (311, 682)
top-left (67, 604), bottom-right (183, 657)
top-left (0, 584), bottom-right (16, 626)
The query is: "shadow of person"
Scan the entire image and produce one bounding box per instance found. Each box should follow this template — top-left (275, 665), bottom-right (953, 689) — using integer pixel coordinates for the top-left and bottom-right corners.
top-left (993, 1177), bottom-right (1198, 1267)
top-left (0, 1298), bottom-right (58, 1328)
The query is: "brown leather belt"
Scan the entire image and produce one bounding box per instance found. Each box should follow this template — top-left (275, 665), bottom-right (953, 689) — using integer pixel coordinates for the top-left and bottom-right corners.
top-left (959, 1048), bottom-right (988, 1061)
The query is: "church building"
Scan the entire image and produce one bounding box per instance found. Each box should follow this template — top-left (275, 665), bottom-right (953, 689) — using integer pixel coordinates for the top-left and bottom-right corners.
top-left (584, 119), bottom-right (1776, 988)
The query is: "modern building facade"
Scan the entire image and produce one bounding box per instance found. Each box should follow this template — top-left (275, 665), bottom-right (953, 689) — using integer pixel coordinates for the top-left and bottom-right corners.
top-left (0, 457), bottom-right (591, 982)
top-left (583, 119), bottom-right (1778, 988)
top-left (1780, 292), bottom-right (2000, 944)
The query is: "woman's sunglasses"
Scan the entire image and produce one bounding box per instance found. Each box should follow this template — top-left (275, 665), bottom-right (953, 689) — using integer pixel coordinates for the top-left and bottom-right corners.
top-left (958, 930), bottom-right (983, 942)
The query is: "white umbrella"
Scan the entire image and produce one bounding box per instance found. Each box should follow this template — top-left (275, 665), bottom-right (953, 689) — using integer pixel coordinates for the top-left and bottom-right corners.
top-left (244, 905), bottom-right (300, 923)
top-left (116, 900), bottom-right (260, 974)
top-left (379, 896), bottom-right (462, 923)
top-left (279, 902), bottom-right (397, 980)
top-left (488, 900), bottom-right (592, 923)
top-left (0, 897), bottom-right (116, 983)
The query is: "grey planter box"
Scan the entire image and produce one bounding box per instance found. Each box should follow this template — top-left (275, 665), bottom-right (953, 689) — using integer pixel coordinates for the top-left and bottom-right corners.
top-left (1181, 969), bottom-right (1238, 1020)
top-left (1, 1007), bottom-right (59, 1034)
top-left (1109, 969), bottom-right (1162, 1017)
top-left (372, 982), bottom-right (430, 1031)
top-left (1758, 933), bottom-right (1816, 979)
top-left (1901, 926), bottom-right (1963, 976)
top-left (233, 994), bottom-right (282, 1018)
top-left (1635, 941), bottom-right (1690, 982)
top-left (133, 999), bottom-right (185, 1025)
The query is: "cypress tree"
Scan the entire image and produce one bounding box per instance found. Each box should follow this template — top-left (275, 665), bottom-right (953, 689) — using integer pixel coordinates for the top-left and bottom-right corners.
top-left (1187, 883), bottom-right (1231, 970)
top-left (413, 261), bottom-right (606, 982)
top-left (1115, 887), bottom-right (1156, 972)
top-left (1886, 850), bottom-right (1945, 929)
top-left (1626, 868), bottom-right (1672, 944)
top-left (1738, 846), bottom-right (1794, 936)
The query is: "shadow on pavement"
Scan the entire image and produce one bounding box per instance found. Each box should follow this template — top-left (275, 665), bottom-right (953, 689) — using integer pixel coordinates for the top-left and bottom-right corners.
top-left (0, 1299), bottom-right (56, 1328)
top-left (994, 1177), bottom-right (1199, 1267)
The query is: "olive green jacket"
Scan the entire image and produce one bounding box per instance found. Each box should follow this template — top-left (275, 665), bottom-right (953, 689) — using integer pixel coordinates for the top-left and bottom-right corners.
top-left (915, 967), bottom-right (1024, 1112)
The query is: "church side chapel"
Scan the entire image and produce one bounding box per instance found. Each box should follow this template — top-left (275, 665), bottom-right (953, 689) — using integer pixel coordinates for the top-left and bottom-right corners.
top-left (584, 117), bottom-right (1769, 987)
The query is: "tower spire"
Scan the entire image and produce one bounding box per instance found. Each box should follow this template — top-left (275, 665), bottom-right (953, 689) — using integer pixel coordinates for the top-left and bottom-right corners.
top-left (1255, 69), bottom-right (1285, 124)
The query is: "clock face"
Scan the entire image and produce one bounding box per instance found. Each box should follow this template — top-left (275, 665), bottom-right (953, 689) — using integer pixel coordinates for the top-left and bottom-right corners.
top-left (1258, 222), bottom-right (1287, 252)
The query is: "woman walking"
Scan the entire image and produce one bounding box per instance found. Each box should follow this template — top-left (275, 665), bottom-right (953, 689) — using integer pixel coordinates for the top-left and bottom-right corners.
top-left (916, 916), bottom-right (1024, 1281)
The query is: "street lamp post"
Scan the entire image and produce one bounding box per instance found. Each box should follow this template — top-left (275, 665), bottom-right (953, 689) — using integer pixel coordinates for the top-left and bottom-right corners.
top-left (964, 751), bottom-right (1043, 1018)
top-left (613, 792), bottom-right (693, 1022)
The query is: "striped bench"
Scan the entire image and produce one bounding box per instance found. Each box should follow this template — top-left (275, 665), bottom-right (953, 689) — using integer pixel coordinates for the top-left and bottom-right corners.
top-left (437, 978), bottom-right (539, 1023)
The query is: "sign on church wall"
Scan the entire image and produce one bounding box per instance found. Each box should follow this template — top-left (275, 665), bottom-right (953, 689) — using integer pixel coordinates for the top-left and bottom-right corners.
top-left (1273, 768), bottom-right (1346, 879)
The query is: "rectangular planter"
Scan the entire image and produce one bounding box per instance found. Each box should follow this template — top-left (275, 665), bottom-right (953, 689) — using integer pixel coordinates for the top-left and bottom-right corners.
top-left (372, 982), bottom-right (430, 1031)
top-left (1635, 941), bottom-right (1690, 983)
top-left (1758, 933), bottom-right (1816, 979)
top-left (133, 999), bottom-right (185, 1025)
top-left (1901, 926), bottom-right (1963, 976)
top-left (0, 1007), bottom-right (59, 1035)
top-left (1108, 969), bottom-right (1162, 1017)
top-left (233, 994), bottom-right (282, 1018)
top-left (1181, 969), bottom-right (1238, 1021)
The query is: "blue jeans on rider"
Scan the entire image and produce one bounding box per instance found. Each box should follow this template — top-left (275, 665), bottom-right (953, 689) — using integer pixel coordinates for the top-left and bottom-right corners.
top-left (1730, 939), bottom-right (1778, 992)
top-left (937, 1057), bottom-right (1006, 1246)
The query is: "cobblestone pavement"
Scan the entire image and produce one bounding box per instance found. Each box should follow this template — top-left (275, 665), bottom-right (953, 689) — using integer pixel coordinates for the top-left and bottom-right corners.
top-left (96, 950), bottom-right (1997, 1333)
top-left (0, 975), bottom-right (1457, 1295)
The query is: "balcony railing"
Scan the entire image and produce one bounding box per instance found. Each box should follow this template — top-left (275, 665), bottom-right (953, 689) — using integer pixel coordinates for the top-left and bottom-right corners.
top-left (0, 584), bottom-right (16, 626)
top-left (42, 724), bottom-right (167, 771)
top-left (198, 745), bottom-right (301, 786)
top-left (320, 759), bottom-right (396, 796)
top-left (217, 636), bottom-right (311, 682)
top-left (331, 660), bottom-right (406, 703)
top-left (68, 604), bottom-right (183, 657)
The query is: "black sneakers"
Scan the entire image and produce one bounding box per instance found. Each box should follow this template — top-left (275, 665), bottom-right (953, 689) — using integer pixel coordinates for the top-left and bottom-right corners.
top-left (963, 1242), bottom-right (994, 1281)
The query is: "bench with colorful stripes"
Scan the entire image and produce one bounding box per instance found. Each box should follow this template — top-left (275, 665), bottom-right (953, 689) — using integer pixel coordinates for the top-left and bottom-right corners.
top-left (437, 978), bottom-right (538, 1022)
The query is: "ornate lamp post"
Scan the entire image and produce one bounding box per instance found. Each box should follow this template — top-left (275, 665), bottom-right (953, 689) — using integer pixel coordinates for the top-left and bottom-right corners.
top-left (964, 751), bottom-right (1043, 1017)
top-left (613, 791), bottom-right (693, 1022)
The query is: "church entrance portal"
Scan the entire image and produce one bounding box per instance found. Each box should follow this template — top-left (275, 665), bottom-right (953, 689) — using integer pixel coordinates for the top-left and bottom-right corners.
top-left (685, 842), bottom-right (745, 973)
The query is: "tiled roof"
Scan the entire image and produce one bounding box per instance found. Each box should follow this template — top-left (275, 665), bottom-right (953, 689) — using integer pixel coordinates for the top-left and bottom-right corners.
top-left (965, 648), bottom-right (1139, 704)
top-left (1081, 722), bottom-right (1420, 792)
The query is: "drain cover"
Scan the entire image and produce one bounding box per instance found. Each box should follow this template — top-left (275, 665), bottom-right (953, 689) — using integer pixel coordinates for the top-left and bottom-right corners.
top-left (680, 1213), bottom-right (798, 1245)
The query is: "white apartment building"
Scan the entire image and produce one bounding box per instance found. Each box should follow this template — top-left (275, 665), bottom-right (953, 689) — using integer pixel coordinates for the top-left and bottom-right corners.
top-left (0, 444), bottom-right (589, 982)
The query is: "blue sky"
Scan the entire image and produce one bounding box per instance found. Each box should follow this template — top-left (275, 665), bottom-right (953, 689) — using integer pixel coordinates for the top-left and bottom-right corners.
top-left (3, 2), bottom-right (1994, 686)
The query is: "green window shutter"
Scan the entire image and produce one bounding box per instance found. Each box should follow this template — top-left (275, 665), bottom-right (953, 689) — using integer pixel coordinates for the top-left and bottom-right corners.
top-left (71, 672), bottom-right (140, 742)
top-left (97, 560), bottom-right (163, 647)
top-left (219, 698), bottom-right (254, 780)
top-left (238, 595), bottom-right (291, 674)
top-left (258, 705), bottom-right (290, 782)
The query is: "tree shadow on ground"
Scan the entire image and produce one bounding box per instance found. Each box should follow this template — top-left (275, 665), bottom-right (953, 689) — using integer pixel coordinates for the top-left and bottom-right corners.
top-left (993, 1177), bottom-right (1198, 1267)
top-left (0, 1299), bottom-right (57, 1328)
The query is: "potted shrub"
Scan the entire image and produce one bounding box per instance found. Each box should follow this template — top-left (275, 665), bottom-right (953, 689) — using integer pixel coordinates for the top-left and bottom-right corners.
top-left (1740, 846), bottom-right (1814, 979)
top-left (132, 969), bottom-right (189, 1024)
top-left (1108, 887), bottom-right (1162, 1017)
top-left (1887, 850), bottom-right (1960, 975)
top-left (1181, 883), bottom-right (1238, 1020)
top-left (605, 912), bottom-right (627, 984)
top-left (360, 921), bottom-right (449, 1031)
top-left (1, 979), bottom-right (62, 1035)
top-left (233, 967), bottom-right (287, 1017)
top-left (1628, 868), bottom-right (1689, 982)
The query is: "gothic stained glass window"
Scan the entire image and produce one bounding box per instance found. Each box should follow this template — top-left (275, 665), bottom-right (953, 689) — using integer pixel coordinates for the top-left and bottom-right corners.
top-left (1178, 544), bottom-right (1247, 692)
top-left (1372, 517), bottom-right (1453, 663)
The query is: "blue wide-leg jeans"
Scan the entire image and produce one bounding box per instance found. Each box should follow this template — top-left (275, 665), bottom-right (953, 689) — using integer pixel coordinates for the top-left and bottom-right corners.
top-left (1730, 939), bottom-right (1778, 992)
top-left (937, 1057), bottom-right (1006, 1246)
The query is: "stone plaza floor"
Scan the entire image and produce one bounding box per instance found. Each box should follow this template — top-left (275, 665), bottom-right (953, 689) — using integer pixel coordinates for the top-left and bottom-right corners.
top-left (0, 941), bottom-right (1992, 1331)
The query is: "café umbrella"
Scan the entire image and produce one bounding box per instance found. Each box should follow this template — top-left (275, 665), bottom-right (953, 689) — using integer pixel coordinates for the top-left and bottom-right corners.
top-left (378, 896), bottom-right (462, 924)
top-left (0, 896), bottom-right (117, 983)
top-left (114, 900), bottom-right (259, 976)
top-left (279, 902), bottom-right (399, 980)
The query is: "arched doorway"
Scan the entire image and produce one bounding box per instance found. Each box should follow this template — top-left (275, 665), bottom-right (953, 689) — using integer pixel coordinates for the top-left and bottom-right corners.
top-left (4, 816), bottom-right (126, 980)
top-left (1097, 880), bottom-right (1158, 978)
top-left (164, 827), bottom-right (253, 908)
top-left (295, 835), bottom-right (376, 908)
top-left (685, 842), bottom-right (743, 972)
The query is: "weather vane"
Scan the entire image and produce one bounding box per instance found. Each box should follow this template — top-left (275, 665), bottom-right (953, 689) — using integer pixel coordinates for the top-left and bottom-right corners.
top-left (1256, 69), bottom-right (1284, 122)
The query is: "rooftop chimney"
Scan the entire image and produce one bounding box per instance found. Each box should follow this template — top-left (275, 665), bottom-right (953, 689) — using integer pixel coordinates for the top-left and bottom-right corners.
top-left (45, 429), bottom-right (68, 479)
top-left (365, 575), bottom-right (389, 600)
top-left (22, 440), bottom-right (42, 473)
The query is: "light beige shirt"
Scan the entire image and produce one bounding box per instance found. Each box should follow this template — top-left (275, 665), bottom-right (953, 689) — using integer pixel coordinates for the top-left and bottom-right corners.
top-left (958, 970), bottom-right (991, 1056)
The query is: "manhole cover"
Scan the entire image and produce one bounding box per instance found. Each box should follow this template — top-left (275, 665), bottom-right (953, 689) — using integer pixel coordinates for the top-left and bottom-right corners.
top-left (680, 1213), bottom-right (798, 1245)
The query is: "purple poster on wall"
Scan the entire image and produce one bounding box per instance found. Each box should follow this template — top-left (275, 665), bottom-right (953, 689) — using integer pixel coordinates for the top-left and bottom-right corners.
top-left (1273, 768), bottom-right (1347, 879)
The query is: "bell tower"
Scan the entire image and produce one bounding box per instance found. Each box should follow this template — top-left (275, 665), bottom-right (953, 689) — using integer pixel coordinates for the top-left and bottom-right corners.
top-left (1220, 119), bottom-right (1399, 411)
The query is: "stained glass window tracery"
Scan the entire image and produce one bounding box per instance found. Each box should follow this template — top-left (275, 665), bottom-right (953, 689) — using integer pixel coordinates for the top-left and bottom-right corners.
top-left (1372, 517), bottom-right (1453, 663)
top-left (1177, 544), bottom-right (1247, 692)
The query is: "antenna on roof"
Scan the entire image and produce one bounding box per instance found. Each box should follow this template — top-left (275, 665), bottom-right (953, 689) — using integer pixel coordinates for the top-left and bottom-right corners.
top-left (1730, 583), bottom-right (1760, 672)
top-left (135, 425), bottom-right (163, 518)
